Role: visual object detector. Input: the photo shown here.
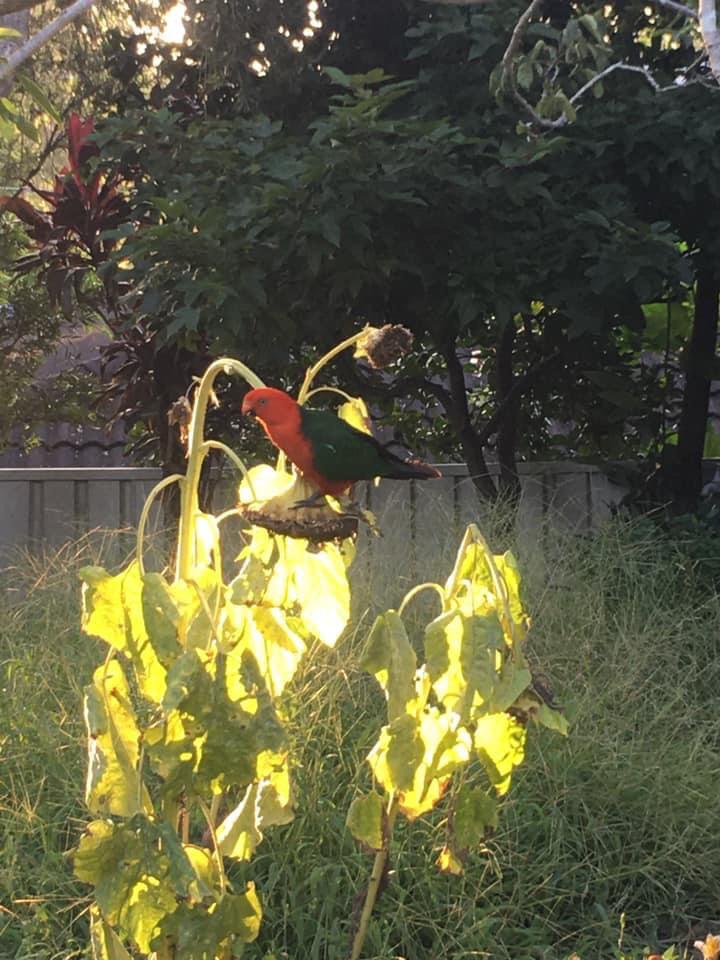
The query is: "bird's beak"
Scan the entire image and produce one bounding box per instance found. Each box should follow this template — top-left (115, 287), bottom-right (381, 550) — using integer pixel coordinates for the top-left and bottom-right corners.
top-left (241, 398), bottom-right (255, 417)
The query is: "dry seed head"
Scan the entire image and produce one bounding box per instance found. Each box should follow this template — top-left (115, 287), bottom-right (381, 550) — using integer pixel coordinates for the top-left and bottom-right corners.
top-left (355, 324), bottom-right (414, 369)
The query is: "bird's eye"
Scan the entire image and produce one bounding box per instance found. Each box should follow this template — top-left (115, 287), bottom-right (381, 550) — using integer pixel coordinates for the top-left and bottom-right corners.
top-left (258, 398), bottom-right (267, 406)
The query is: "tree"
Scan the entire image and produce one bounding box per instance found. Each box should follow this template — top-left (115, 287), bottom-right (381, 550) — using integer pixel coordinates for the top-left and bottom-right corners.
top-left (93, 46), bottom-right (686, 499)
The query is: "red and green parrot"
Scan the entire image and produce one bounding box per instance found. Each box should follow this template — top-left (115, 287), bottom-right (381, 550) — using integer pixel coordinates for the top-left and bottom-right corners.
top-left (242, 387), bottom-right (441, 497)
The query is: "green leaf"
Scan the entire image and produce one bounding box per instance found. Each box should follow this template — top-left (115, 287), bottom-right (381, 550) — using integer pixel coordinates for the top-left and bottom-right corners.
top-left (216, 784), bottom-right (262, 861)
top-left (361, 611), bottom-right (418, 720)
top-left (452, 785), bottom-right (498, 849)
top-left (346, 792), bottom-right (384, 850)
top-left (0, 27), bottom-right (22, 38)
top-left (0, 100), bottom-right (39, 141)
top-left (323, 66), bottom-right (354, 88)
top-left (319, 215), bottom-right (341, 247)
top-left (16, 73), bottom-right (63, 123)
top-left (142, 573), bottom-right (182, 665)
top-left (516, 60), bottom-right (534, 91)
top-left (90, 905), bottom-right (133, 960)
top-left (367, 713), bottom-right (424, 794)
top-left (84, 660), bottom-right (152, 816)
top-left (75, 817), bottom-right (191, 953)
top-left (534, 702), bottom-right (569, 735)
top-left (163, 885), bottom-right (262, 957)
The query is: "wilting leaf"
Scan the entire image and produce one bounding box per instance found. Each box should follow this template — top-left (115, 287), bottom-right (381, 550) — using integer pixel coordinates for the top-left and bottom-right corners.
top-left (489, 659), bottom-right (532, 713)
top-left (142, 574), bottom-right (182, 664)
top-left (90, 905), bottom-right (133, 960)
top-left (436, 845), bottom-right (464, 875)
top-left (493, 551), bottom-right (527, 632)
top-left (216, 784), bottom-right (262, 861)
top-left (368, 713), bottom-right (424, 794)
top-left (227, 606), bottom-right (306, 698)
top-left (162, 884), bottom-right (262, 957)
top-left (346, 792), bottom-right (384, 850)
top-left (80, 563), bottom-right (167, 703)
top-left (368, 709), bottom-right (471, 820)
top-left (183, 845), bottom-right (218, 901)
top-left (291, 542), bottom-right (349, 646)
top-left (474, 712), bottom-right (527, 796)
top-left (361, 611), bottom-right (418, 719)
top-left (84, 660), bottom-right (151, 816)
top-left (338, 396), bottom-right (372, 434)
top-left (534, 703), bottom-right (569, 735)
top-left (425, 610), bottom-right (503, 719)
top-left (452, 785), bottom-right (498, 849)
top-left (75, 817), bottom-right (193, 953)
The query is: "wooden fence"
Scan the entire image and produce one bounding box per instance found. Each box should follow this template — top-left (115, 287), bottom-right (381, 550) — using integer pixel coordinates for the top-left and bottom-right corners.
top-left (0, 462), bottom-right (629, 559)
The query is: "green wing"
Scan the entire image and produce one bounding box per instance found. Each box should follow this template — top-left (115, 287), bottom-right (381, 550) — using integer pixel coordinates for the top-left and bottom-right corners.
top-left (300, 407), bottom-right (400, 482)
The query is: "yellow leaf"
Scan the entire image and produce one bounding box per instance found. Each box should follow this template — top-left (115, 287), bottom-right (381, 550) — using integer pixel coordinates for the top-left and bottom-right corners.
top-left (84, 660), bottom-right (152, 816)
top-left (436, 845), bottom-right (464, 876)
top-left (425, 610), bottom-right (502, 720)
top-left (474, 712), bottom-right (526, 796)
top-left (337, 396), bottom-right (372, 434)
top-left (216, 784), bottom-right (262, 860)
top-left (291, 542), bottom-right (350, 647)
top-left (80, 562), bottom-right (167, 703)
top-left (184, 844), bottom-right (219, 901)
top-left (360, 611), bottom-right (418, 720)
top-left (368, 709), bottom-right (471, 820)
top-left (226, 605), bottom-right (306, 698)
top-left (238, 464), bottom-right (294, 504)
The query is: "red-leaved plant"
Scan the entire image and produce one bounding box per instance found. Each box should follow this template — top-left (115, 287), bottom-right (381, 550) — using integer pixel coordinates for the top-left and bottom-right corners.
top-left (0, 113), bottom-right (129, 316)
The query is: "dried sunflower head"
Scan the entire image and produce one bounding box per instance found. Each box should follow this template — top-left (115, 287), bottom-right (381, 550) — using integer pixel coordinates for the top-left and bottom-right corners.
top-left (167, 396), bottom-right (193, 448)
top-left (354, 324), bottom-right (414, 369)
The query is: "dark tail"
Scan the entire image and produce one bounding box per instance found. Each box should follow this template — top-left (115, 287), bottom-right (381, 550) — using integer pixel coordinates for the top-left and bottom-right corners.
top-left (382, 457), bottom-right (442, 481)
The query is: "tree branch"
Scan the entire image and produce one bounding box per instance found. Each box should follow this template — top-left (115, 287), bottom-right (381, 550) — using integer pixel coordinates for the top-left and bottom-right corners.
top-left (699, 0), bottom-right (720, 79)
top-left (499, 0), bottom-right (568, 130)
top-left (0, 0), bottom-right (97, 85)
top-left (474, 351), bottom-right (559, 445)
top-left (655, 0), bottom-right (698, 16)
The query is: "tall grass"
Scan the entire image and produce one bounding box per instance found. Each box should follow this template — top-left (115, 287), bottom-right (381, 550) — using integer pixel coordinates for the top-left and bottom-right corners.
top-left (1, 516), bottom-right (719, 959)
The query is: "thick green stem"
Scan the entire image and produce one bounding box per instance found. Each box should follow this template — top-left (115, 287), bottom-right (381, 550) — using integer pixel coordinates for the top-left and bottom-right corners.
top-left (297, 331), bottom-right (367, 405)
top-left (303, 385), bottom-right (355, 404)
top-left (349, 797), bottom-right (399, 960)
top-left (175, 359), bottom-right (264, 583)
top-left (136, 474), bottom-right (183, 576)
top-left (199, 797), bottom-right (227, 896)
top-left (398, 581), bottom-right (446, 617)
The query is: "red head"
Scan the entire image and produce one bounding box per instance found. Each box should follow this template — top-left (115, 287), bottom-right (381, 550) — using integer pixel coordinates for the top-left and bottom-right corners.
top-left (241, 387), bottom-right (299, 427)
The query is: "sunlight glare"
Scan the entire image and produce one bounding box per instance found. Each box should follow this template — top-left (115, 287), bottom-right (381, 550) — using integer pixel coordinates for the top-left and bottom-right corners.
top-left (161, 2), bottom-right (186, 44)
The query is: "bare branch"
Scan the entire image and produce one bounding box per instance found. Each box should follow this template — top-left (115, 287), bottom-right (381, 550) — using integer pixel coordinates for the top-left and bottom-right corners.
top-left (499, 0), bottom-right (570, 129)
top-left (0, 0), bottom-right (97, 85)
top-left (654, 0), bottom-right (698, 16)
top-left (699, 0), bottom-right (720, 78)
top-left (570, 62), bottom-right (660, 102)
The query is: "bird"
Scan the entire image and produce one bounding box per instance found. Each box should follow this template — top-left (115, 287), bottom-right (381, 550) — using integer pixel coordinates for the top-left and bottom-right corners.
top-left (241, 387), bottom-right (441, 498)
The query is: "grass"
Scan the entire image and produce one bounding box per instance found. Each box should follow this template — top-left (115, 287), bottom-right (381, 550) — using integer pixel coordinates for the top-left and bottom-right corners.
top-left (1, 514), bottom-right (720, 959)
